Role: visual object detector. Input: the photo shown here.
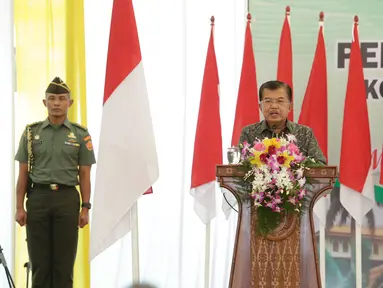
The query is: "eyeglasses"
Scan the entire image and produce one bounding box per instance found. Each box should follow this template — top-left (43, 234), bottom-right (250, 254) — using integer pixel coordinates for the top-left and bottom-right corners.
top-left (260, 99), bottom-right (290, 106)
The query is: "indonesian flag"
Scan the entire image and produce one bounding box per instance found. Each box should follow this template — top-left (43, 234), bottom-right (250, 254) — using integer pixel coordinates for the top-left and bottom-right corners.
top-left (277, 6), bottom-right (293, 121)
top-left (301, 13), bottom-right (328, 225)
top-left (298, 14), bottom-right (328, 159)
top-left (90, 0), bottom-right (159, 259)
top-left (190, 19), bottom-right (222, 224)
top-left (339, 16), bottom-right (374, 226)
top-left (224, 14), bottom-right (259, 219)
top-left (231, 13), bottom-right (259, 146)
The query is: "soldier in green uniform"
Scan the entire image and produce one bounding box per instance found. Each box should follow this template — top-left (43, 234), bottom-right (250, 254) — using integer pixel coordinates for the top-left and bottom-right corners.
top-left (14, 77), bottom-right (96, 288)
top-left (239, 80), bottom-right (327, 164)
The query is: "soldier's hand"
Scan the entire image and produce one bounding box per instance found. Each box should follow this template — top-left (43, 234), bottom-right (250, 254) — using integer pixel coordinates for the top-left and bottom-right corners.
top-left (78, 209), bottom-right (89, 228)
top-left (15, 208), bottom-right (27, 227)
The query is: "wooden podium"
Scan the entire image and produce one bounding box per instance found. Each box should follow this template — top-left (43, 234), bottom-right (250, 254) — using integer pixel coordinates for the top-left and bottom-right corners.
top-left (216, 165), bottom-right (338, 288)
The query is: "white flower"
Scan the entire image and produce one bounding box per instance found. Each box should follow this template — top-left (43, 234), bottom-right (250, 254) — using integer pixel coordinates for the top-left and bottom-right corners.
top-left (286, 134), bottom-right (297, 143)
top-left (298, 177), bottom-right (306, 187)
top-left (274, 168), bottom-right (293, 190)
top-left (252, 172), bottom-right (267, 192)
top-left (296, 168), bottom-right (304, 179)
top-left (264, 172), bottom-right (272, 184)
top-left (280, 138), bottom-right (288, 146)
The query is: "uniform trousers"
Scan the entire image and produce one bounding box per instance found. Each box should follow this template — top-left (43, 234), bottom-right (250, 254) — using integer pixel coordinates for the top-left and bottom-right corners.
top-left (26, 186), bottom-right (80, 288)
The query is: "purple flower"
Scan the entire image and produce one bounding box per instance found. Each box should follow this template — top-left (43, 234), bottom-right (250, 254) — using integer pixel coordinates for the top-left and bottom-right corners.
top-left (266, 202), bottom-right (275, 210)
top-left (294, 153), bottom-right (305, 162)
top-left (287, 143), bottom-right (300, 154)
top-left (273, 206), bottom-right (281, 213)
top-left (273, 195), bottom-right (282, 204)
top-left (288, 196), bottom-right (296, 205)
top-left (268, 157), bottom-right (280, 171)
top-left (298, 189), bottom-right (306, 199)
top-left (253, 192), bottom-right (265, 203)
top-left (254, 142), bottom-right (266, 152)
top-left (241, 141), bottom-right (250, 158)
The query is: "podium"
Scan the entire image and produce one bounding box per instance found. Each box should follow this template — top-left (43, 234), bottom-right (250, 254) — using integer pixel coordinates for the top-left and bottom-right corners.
top-left (216, 165), bottom-right (337, 288)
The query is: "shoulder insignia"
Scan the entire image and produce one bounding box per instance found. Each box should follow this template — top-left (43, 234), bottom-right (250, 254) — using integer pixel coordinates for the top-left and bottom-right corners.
top-left (72, 122), bottom-right (88, 131)
top-left (26, 121), bottom-right (42, 128)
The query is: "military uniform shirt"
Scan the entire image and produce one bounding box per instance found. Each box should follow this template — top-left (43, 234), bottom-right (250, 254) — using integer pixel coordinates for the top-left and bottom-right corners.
top-left (239, 120), bottom-right (327, 164)
top-left (15, 118), bottom-right (96, 186)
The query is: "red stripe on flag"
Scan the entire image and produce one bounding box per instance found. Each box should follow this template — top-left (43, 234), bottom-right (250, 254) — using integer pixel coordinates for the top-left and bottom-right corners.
top-left (144, 187), bottom-right (153, 195)
top-left (191, 21), bottom-right (222, 189)
top-left (298, 24), bottom-right (328, 160)
top-left (231, 15), bottom-right (259, 147)
top-left (339, 19), bottom-right (371, 193)
top-left (277, 8), bottom-right (293, 121)
top-left (103, 0), bottom-right (141, 104)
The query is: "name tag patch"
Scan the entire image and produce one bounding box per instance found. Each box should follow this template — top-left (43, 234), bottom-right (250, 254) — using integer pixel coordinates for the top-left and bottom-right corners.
top-left (64, 141), bottom-right (80, 147)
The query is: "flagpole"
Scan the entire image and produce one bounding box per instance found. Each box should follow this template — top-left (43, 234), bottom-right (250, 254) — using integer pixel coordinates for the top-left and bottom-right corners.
top-left (318, 12), bottom-right (326, 288)
top-left (355, 222), bottom-right (362, 288)
top-left (352, 15), bottom-right (362, 288)
top-left (202, 16), bottom-right (216, 288)
top-left (131, 202), bottom-right (140, 283)
top-left (204, 222), bottom-right (211, 288)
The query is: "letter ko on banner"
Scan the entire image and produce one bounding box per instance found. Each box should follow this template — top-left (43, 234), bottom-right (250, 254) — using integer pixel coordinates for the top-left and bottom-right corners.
top-left (337, 41), bottom-right (383, 101)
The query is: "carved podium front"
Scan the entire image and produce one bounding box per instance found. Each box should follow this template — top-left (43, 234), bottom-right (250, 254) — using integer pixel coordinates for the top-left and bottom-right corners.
top-left (216, 165), bottom-right (337, 288)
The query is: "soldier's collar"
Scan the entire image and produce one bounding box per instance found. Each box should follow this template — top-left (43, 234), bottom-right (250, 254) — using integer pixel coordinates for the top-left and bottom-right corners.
top-left (63, 118), bottom-right (73, 129)
top-left (42, 118), bottom-right (72, 129)
top-left (260, 119), bottom-right (293, 133)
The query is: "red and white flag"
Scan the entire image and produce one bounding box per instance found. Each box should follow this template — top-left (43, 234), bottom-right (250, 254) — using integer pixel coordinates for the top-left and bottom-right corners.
top-left (90, 0), bottom-right (159, 259)
top-left (190, 17), bottom-right (222, 224)
top-left (302, 13), bottom-right (328, 226)
top-left (231, 13), bottom-right (259, 147)
top-left (298, 12), bottom-right (328, 159)
top-left (339, 16), bottom-right (374, 225)
top-left (277, 6), bottom-right (293, 121)
top-left (224, 14), bottom-right (259, 219)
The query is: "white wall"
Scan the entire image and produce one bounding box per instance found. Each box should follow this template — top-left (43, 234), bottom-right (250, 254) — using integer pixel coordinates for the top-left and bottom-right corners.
top-left (0, 0), bottom-right (15, 286)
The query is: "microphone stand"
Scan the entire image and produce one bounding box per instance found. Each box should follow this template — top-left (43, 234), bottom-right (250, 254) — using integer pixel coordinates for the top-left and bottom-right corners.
top-left (0, 245), bottom-right (16, 288)
top-left (24, 261), bottom-right (31, 288)
top-left (24, 238), bottom-right (31, 288)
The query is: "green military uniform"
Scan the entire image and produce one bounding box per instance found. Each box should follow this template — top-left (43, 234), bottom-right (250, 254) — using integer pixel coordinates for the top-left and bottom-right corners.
top-left (14, 77), bottom-right (96, 288)
top-left (239, 120), bottom-right (327, 164)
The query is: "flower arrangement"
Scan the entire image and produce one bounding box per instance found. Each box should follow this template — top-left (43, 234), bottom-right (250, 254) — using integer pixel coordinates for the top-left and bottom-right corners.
top-left (238, 134), bottom-right (318, 236)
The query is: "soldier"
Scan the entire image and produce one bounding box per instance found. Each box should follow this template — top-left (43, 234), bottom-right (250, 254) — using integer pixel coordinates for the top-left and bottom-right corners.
top-left (239, 80), bottom-right (327, 164)
top-left (14, 77), bottom-right (96, 288)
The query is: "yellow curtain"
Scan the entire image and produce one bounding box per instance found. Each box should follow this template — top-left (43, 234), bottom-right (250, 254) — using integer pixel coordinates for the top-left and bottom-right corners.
top-left (64, 2), bottom-right (91, 288)
top-left (14, 1), bottom-right (90, 287)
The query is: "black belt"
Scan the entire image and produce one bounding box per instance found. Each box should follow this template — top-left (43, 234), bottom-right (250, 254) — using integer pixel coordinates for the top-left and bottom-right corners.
top-left (32, 183), bottom-right (75, 191)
